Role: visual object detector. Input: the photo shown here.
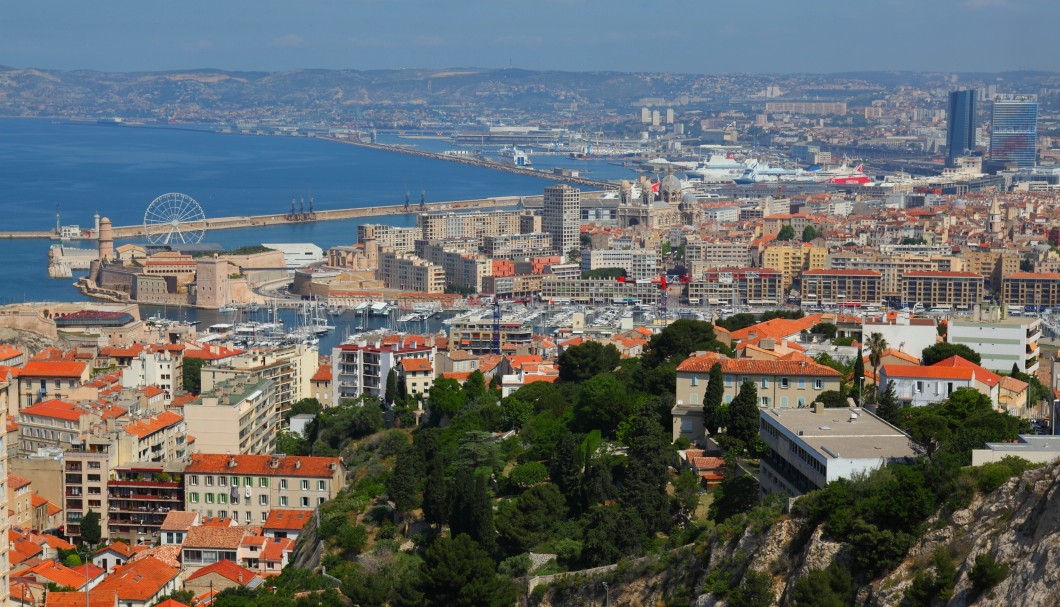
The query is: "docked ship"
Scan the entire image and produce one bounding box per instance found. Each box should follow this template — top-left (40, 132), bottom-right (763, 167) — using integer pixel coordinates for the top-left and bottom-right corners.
top-left (499, 146), bottom-right (532, 167)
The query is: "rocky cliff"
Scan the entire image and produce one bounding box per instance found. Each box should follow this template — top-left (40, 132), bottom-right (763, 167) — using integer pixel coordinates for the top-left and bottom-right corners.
top-left (531, 462), bottom-right (1060, 607)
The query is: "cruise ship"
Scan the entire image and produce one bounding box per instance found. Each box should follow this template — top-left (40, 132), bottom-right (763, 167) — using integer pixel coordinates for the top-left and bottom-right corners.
top-left (687, 154), bottom-right (753, 183)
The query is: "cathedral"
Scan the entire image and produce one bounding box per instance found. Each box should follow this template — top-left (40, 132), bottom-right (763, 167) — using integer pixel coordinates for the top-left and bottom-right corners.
top-left (616, 174), bottom-right (704, 230)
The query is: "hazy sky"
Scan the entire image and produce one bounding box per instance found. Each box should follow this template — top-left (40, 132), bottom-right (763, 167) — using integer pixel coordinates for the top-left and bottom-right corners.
top-left (3, 0), bottom-right (1056, 74)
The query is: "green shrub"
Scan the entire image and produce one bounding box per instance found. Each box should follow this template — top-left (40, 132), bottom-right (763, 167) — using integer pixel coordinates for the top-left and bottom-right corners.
top-left (969, 554), bottom-right (1009, 594)
top-left (508, 461), bottom-right (549, 489)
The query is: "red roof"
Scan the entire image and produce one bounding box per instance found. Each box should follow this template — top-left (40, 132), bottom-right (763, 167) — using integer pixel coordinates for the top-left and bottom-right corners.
top-left (185, 454), bottom-right (341, 478)
top-left (19, 400), bottom-right (85, 422)
top-left (14, 560), bottom-right (88, 589)
top-left (263, 509), bottom-right (313, 531)
top-left (17, 360), bottom-right (87, 379)
top-left (1006, 271), bottom-right (1060, 280)
top-left (677, 352), bottom-right (841, 377)
top-left (186, 560), bottom-right (256, 584)
top-left (123, 411), bottom-right (183, 438)
top-left (90, 556), bottom-right (180, 602)
top-left (399, 358), bottom-right (433, 373)
top-left (310, 364), bottom-right (331, 382)
top-left (9, 473), bottom-right (32, 489)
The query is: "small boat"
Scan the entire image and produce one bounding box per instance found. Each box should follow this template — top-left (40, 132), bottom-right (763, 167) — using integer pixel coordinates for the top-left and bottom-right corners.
top-left (218, 306), bottom-right (237, 313)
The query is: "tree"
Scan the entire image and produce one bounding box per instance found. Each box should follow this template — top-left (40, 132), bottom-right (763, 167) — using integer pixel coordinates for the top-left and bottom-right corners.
top-left (63, 553), bottom-right (82, 567)
top-left (462, 370), bottom-right (489, 403)
top-left (729, 571), bottom-right (775, 607)
top-left (875, 381), bottom-right (901, 422)
top-left (387, 447), bottom-right (420, 516)
top-left (621, 403), bottom-right (674, 534)
top-left (810, 322), bottom-right (838, 339)
top-left (776, 225), bottom-right (796, 241)
top-left (865, 332), bottom-right (888, 393)
top-left (384, 369), bottom-right (399, 406)
top-left (802, 225), bottom-right (820, 242)
top-left (427, 377), bottom-right (465, 425)
top-left (415, 534), bottom-right (518, 607)
top-left (182, 357), bottom-right (205, 394)
top-left (727, 381), bottom-right (760, 447)
top-left (970, 554), bottom-right (1009, 595)
top-left (423, 457), bottom-right (448, 528)
top-left (817, 390), bottom-right (849, 408)
top-left (789, 565), bottom-right (856, 607)
top-left (574, 373), bottom-right (635, 437)
top-left (709, 475), bottom-right (760, 522)
top-left (80, 510), bottom-right (101, 546)
top-left (558, 341), bottom-right (621, 382)
top-left (567, 248), bottom-right (581, 263)
top-left (496, 483), bottom-right (567, 554)
top-left (580, 504), bottom-right (646, 566)
top-left (581, 267), bottom-right (626, 280)
top-left (449, 468), bottom-right (496, 555)
top-left (852, 347), bottom-right (865, 404)
top-left (499, 396), bottom-right (533, 430)
top-left (642, 319), bottom-right (725, 369)
top-left (921, 342), bottom-right (981, 366)
top-left (703, 362), bottom-right (726, 435)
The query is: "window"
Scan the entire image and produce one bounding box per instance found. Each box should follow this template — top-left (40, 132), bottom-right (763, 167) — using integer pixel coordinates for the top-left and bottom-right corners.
top-left (760, 396), bottom-right (770, 407)
top-left (761, 378), bottom-right (769, 389)
top-left (780, 378), bottom-right (789, 389)
top-left (813, 379), bottom-right (823, 390)
top-left (244, 476), bottom-right (253, 487)
top-left (301, 480), bottom-right (309, 491)
top-left (189, 475), bottom-right (198, 486)
top-left (205, 476), bottom-right (213, 486)
top-left (317, 480), bottom-right (326, 491)
top-left (724, 376), bottom-right (733, 388)
top-left (318, 497), bottom-right (326, 506)
top-left (231, 476), bottom-right (239, 487)
top-left (279, 479), bottom-right (288, 490)
top-left (259, 477), bottom-right (268, 488)
top-left (189, 493), bottom-right (199, 503)
top-left (218, 476), bottom-right (227, 487)
top-left (217, 510), bottom-right (227, 518)
top-left (261, 512), bottom-right (268, 522)
top-left (915, 381), bottom-right (923, 393)
top-left (690, 375), bottom-right (699, 387)
top-left (780, 396), bottom-right (789, 408)
top-left (218, 493), bottom-right (228, 504)
top-left (88, 461), bottom-right (101, 469)
top-left (798, 378), bottom-right (806, 389)
top-left (279, 496), bottom-right (288, 507)
top-left (205, 493), bottom-right (214, 504)
top-left (245, 512), bottom-right (252, 524)
top-left (259, 494), bottom-right (268, 506)
top-left (301, 497), bottom-right (309, 508)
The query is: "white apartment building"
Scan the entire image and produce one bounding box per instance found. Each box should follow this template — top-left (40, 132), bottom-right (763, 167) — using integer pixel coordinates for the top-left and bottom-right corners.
top-left (121, 349), bottom-right (181, 396)
top-left (543, 184), bottom-right (580, 257)
top-left (759, 406), bottom-right (914, 497)
top-left (580, 248), bottom-right (660, 281)
top-left (948, 316), bottom-right (1041, 373)
top-left (331, 338), bottom-right (436, 403)
top-left (861, 313), bottom-right (938, 361)
top-left (684, 240), bottom-right (752, 273)
top-left (201, 344), bottom-right (317, 413)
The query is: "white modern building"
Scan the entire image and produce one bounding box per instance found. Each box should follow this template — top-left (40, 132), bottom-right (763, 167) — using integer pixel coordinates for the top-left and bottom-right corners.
top-left (543, 184), bottom-right (580, 257)
top-left (948, 316), bottom-right (1041, 373)
top-left (861, 313), bottom-right (938, 361)
top-left (263, 243), bottom-right (325, 269)
top-left (758, 406), bottom-right (915, 497)
top-left (580, 248), bottom-right (660, 281)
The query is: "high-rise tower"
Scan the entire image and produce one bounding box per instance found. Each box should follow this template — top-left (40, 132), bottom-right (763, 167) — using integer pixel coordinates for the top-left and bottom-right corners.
top-left (990, 94), bottom-right (1038, 168)
top-left (946, 90), bottom-right (977, 166)
top-left (543, 184), bottom-right (580, 258)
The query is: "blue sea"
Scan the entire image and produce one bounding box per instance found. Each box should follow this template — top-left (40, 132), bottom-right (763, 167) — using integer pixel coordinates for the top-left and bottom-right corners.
top-left (0, 118), bottom-right (632, 305)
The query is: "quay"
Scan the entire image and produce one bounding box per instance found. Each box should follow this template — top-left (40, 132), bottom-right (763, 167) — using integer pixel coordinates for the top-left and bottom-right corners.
top-left (0, 192), bottom-right (600, 241)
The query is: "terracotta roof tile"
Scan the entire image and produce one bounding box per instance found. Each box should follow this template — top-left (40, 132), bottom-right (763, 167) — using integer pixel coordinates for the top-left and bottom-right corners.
top-left (399, 358), bottom-right (433, 373)
top-left (310, 365), bottom-right (331, 382)
top-left (186, 560), bottom-right (256, 585)
top-left (9, 473), bottom-right (32, 489)
top-left (677, 352), bottom-right (841, 377)
top-left (263, 509), bottom-right (313, 531)
top-left (90, 556), bottom-right (180, 602)
top-left (181, 526), bottom-right (247, 549)
top-left (185, 454), bottom-right (341, 478)
top-left (17, 360), bottom-right (87, 378)
top-left (19, 400), bottom-right (85, 422)
top-left (160, 511), bottom-right (198, 531)
top-left (123, 411), bottom-right (183, 438)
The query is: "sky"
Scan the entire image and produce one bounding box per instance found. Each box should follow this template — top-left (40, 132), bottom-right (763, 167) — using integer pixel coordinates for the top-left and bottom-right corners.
top-left (3, 0), bottom-right (1057, 74)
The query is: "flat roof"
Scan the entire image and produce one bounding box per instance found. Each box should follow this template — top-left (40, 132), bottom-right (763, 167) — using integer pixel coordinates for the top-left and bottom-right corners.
top-left (983, 435), bottom-right (1060, 452)
top-left (761, 407), bottom-right (916, 461)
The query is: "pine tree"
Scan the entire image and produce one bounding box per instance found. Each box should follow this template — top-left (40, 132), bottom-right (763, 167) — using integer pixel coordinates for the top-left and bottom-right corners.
top-left (80, 510), bottom-right (101, 546)
top-left (387, 448), bottom-right (420, 516)
top-left (727, 381), bottom-right (760, 448)
top-left (875, 381), bottom-right (901, 423)
top-left (415, 534), bottom-right (517, 607)
top-left (703, 362), bottom-right (725, 435)
top-left (449, 468), bottom-right (496, 554)
top-left (622, 404), bottom-right (673, 534)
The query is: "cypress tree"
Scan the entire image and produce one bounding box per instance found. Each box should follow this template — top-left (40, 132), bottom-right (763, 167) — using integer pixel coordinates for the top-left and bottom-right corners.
top-left (703, 362), bottom-right (726, 435)
top-left (852, 348), bottom-right (865, 404)
top-left (727, 381), bottom-right (760, 448)
top-left (423, 457), bottom-right (448, 528)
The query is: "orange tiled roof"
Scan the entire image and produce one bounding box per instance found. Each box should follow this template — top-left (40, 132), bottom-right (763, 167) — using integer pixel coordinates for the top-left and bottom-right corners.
top-left (728, 315), bottom-right (820, 341)
top-left (263, 509), bottom-right (313, 531)
top-left (260, 537), bottom-right (295, 562)
top-left (96, 541), bottom-right (136, 558)
top-left (310, 364), bottom-right (331, 382)
top-left (441, 371), bottom-right (472, 381)
top-left (399, 358), bottom-right (433, 373)
top-left (9, 473), bottom-right (32, 489)
top-left (19, 400), bottom-right (84, 422)
top-left (185, 454), bottom-right (340, 478)
top-left (45, 592), bottom-right (116, 607)
top-left (15, 560), bottom-right (88, 589)
top-left (999, 375), bottom-right (1029, 393)
top-left (17, 360), bottom-right (87, 378)
top-left (91, 556), bottom-right (180, 602)
top-left (186, 560), bottom-right (256, 584)
top-left (677, 352), bottom-right (841, 377)
top-left (123, 411), bottom-right (183, 438)
top-left (127, 545), bottom-right (181, 569)
top-left (182, 526), bottom-right (247, 549)
top-left (0, 344), bottom-right (23, 361)
top-left (160, 511), bottom-right (198, 531)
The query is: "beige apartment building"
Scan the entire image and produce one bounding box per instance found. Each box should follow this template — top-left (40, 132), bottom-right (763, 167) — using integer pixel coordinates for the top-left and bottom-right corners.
top-left (183, 453), bottom-right (345, 525)
top-left (541, 277), bottom-right (662, 305)
top-left (357, 224), bottom-right (420, 254)
top-left (671, 352), bottom-right (842, 444)
top-left (377, 249), bottom-right (446, 294)
top-left (826, 252), bottom-right (963, 298)
top-left (684, 240), bottom-right (753, 274)
top-left (960, 248), bottom-right (1020, 293)
top-left (801, 269), bottom-right (883, 307)
top-left (183, 377), bottom-right (278, 455)
top-left (200, 344), bottom-right (317, 414)
top-left (415, 241), bottom-right (493, 292)
top-left (418, 209), bottom-right (534, 243)
top-left (482, 233), bottom-right (552, 259)
top-left (901, 271), bottom-right (985, 309)
top-left (687, 268), bottom-right (784, 306)
top-left (580, 249), bottom-right (660, 281)
top-left (1002, 272), bottom-right (1060, 309)
top-left (761, 244), bottom-right (826, 290)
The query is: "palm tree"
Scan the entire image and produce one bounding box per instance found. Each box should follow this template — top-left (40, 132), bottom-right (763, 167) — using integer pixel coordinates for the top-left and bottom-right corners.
top-left (865, 332), bottom-right (888, 394)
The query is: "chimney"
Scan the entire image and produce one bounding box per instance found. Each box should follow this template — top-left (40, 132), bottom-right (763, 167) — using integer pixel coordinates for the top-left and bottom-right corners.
top-left (295, 460), bottom-right (301, 469)
top-left (228, 456), bottom-right (237, 468)
top-left (812, 401), bottom-right (820, 413)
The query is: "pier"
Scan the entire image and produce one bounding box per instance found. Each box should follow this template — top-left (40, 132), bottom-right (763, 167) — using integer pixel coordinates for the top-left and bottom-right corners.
top-left (0, 193), bottom-right (600, 241)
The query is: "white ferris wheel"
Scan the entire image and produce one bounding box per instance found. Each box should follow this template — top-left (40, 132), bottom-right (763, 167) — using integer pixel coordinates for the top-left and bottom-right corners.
top-left (143, 193), bottom-right (207, 245)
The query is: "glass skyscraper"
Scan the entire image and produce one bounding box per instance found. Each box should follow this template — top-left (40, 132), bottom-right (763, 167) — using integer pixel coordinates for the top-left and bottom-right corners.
top-left (990, 94), bottom-right (1038, 168)
top-left (946, 90), bottom-right (977, 166)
